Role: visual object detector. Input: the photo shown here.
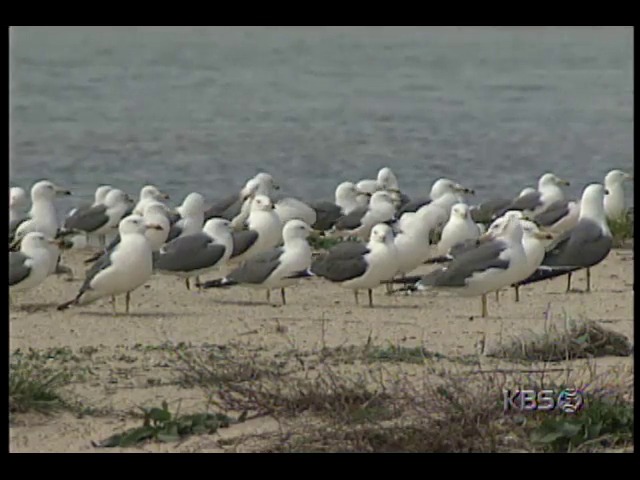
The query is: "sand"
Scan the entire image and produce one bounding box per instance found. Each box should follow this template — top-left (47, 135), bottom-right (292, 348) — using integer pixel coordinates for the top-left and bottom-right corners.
top-left (9, 247), bottom-right (634, 452)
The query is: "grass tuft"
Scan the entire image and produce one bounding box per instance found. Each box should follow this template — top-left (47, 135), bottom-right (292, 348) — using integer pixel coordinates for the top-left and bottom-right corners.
top-left (485, 319), bottom-right (633, 362)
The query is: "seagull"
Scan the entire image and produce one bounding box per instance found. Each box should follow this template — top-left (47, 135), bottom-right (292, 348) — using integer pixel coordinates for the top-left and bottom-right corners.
top-left (469, 187), bottom-right (535, 224)
top-left (197, 219), bottom-right (313, 305)
top-left (356, 167), bottom-right (402, 195)
top-left (62, 189), bottom-right (131, 247)
top-left (83, 200), bottom-right (172, 264)
top-left (65, 185), bottom-right (113, 220)
top-left (10, 232), bottom-right (60, 303)
top-left (311, 223), bottom-right (398, 307)
top-left (10, 180), bottom-right (72, 275)
top-left (333, 190), bottom-right (397, 240)
top-left (398, 178), bottom-right (475, 215)
top-left (227, 195), bottom-right (283, 265)
top-left (510, 220), bottom-right (555, 302)
top-left (10, 180), bottom-right (71, 242)
top-left (57, 215), bottom-right (163, 314)
top-left (132, 185), bottom-right (170, 217)
top-left (603, 169), bottom-right (633, 220)
top-left (437, 203), bottom-right (482, 256)
top-left (394, 206), bottom-right (440, 279)
top-left (204, 181), bottom-right (257, 222)
top-left (166, 192), bottom-right (206, 241)
top-left (153, 218), bottom-right (234, 290)
top-left (494, 173), bottom-right (570, 219)
top-left (514, 183), bottom-right (613, 293)
top-left (9, 186), bottom-right (29, 230)
top-left (308, 182), bottom-right (371, 231)
top-left (398, 213), bottom-right (529, 318)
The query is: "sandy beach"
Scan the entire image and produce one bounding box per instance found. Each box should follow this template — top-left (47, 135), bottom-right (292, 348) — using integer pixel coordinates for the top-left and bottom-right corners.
top-left (9, 246), bottom-right (634, 452)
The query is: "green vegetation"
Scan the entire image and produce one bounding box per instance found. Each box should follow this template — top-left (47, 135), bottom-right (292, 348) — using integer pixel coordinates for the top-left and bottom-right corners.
top-left (608, 209), bottom-right (634, 248)
top-left (9, 360), bottom-right (70, 415)
top-left (94, 401), bottom-right (234, 448)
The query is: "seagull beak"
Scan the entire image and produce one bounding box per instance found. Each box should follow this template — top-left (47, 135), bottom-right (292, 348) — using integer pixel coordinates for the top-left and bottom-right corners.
top-left (161, 192), bottom-right (170, 200)
top-left (55, 186), bottom-right (72, 196)
top-left (534, 230), bottom-right (554, 241)
top-left (272, 183), bottom-right (280, 191)
top-left (559, 179), bottom-right (570, 186)
top-left (48, 238), bottom-right (69, 248)
top-left (455, 184), bottom-right (475, 195)
top-left (626, 173), bottom-right (634, 182)
top-left (477, 231), bottom-right (495, 243)
top-left (356, 189), bottom-right (372, 197)
top-left (145, 223), bottom-right (164, 231)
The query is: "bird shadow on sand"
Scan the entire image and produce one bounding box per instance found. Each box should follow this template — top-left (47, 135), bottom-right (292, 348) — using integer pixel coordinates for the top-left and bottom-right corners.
top-left (212, 299), bottom-right (282, 307)
top-left (367, 303), bottom-right (423, 310)
top-left (75, 311), bottom-right (180, 318)
top-left (13, 303), bottom-right (59, 313)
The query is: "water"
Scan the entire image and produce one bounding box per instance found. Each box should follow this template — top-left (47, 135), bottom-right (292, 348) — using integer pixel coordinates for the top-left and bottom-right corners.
top-left (9, 26), bottom-right (634, 215)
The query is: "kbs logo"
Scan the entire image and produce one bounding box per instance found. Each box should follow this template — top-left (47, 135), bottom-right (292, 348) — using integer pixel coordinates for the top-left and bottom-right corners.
top-left (503, 388), bottom-right (584, 413)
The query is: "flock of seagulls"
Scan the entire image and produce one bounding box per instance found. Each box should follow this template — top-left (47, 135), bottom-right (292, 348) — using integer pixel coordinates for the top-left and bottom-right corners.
top-left (9, 167), bottom-right (633, 317)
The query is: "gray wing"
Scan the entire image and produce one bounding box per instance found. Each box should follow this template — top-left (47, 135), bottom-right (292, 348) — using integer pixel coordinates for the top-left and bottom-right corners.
top-left (334, 206), bottom-right (368, 230)
top-left (9, 252), bottom-right (32, 286)
top-left (78, 250), bottom-right (114, 295)
top-left (533, 200), bottom-right (569, 227)
top-left (506, 191), bottom-right (542, 212)
top-left (419, 240), bottom-right (510, 288)
top-left (311, 241), bottom-right (370, 282)
top-left (167, 211), bottom-right (181, 225)
top-left (204, 192), bottom-right (243, 221)
top-left (470, 198), bottom-right (512, 223)
top-left (63, 204), bottom-right (109, 233)
top-left (309, 201), bottom-right (343, 231)
top-left (154, 233), bottom-right (226, 272)
top-left (542, 219), bottom-right (612, 268)
top-left (228, 247), bottom-right (284, 284)
top-left (166, 223), bottom-right (183, 242)
top-left (398, 197), bottom-right (431, 215)
top-left (9, 217), bottom-right (29, 242)
top-left (231, 230), bottom-right (259, 258)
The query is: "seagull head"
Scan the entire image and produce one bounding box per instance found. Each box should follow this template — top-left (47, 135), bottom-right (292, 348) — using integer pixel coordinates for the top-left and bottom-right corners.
top-left (31, 180), bottom-right (71, 200)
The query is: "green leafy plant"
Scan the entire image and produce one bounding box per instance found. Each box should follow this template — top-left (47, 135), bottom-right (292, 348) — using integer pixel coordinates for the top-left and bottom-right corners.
top-left (530, 395), bottom-right (633, 452)
top-left (365, 345), bottom-right (446, 364)
top-left (94, 401), bottom-right (234, 448)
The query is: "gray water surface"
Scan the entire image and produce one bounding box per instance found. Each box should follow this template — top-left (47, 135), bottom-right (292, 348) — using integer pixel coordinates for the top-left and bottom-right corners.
top-left (9, 26), bottom-right (634, 213)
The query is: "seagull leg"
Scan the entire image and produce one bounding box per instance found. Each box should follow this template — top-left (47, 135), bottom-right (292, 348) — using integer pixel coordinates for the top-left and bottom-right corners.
top-left (185, 278), bottom-right (191, 290)
top-left (125, 292), bottom-right (130, 314)
top-left (281, 288), bottom-right (286, 305)
top-left (99, 234), bottom-right (106, 248)
top-left (111, 296), bottom-right (117, 315)
top-left (196, 276), bottom-right (201, 292)
top-left (586, 268), bottom-right (591, 292)
top-left (266, 289), bottom-right (271, 303)
top-left (566, 272), bottom-right (572, 292)
top-left (495, 290), bottom-right (500, 303)
top-left (368, 289), bottom-right (373, 308)
top-left (481, 294), bottom-right (488, 318)
top-left (514, 285), bottom-right (520, 303)
top-left (354, 290), bottom-right (359, 306)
